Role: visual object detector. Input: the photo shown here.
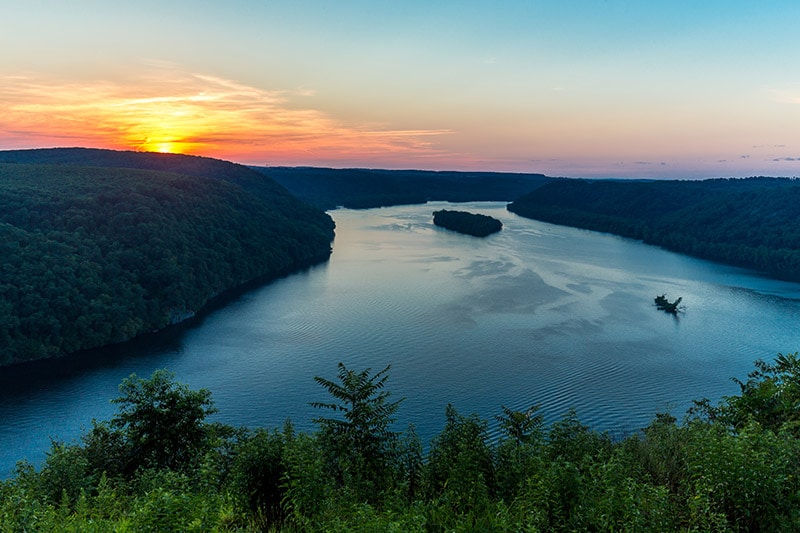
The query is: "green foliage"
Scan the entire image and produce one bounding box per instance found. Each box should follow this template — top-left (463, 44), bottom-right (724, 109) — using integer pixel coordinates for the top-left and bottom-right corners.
top-left (494, 405), bottom-right (545, 500)
top-left (685, 421), bottom-right (800, 531)
top-left (496, 404), bottom-right (543, 446)
top-left (432, 209), bottom-right (503, 237)
top-left (722, 352), bottom-right (800, 433)
top-left (282, 430), bottom-right (333, 526)
top-left (581, 451), bottom-right (675, 531)
top-left (109, 369), bottom-right (217, 473)
top-left (0, 148), bottom-right (334, 365)
top-left (547, 408), bottom-right (613, 467)
top-left (228, 425), bottom-right (290, 529)
top-left (80, 419), bottom-right (130, 480)
top-left (424, 404), bottom-right (495, 515)
top-left (5, 356), bottom-right (800, 531)
top-left (624, 413), bottom-right (688, 496)
top-left (393, 424), bottom-right (424, 503)
top-left (37, 442), bottom-right (92, 508)
top-left (311, 363), bottom-right (403, 502)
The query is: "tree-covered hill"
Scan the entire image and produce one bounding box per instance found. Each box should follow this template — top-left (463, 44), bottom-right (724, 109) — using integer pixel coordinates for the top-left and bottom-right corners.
top-left (0, 148), bottom-right (305, 211)
top-left (508, 177), bottom-right (800, 280)
top-left (0, 149), bottom-right (335, 365)
top-left (252, 166), bottom-right (555, 209)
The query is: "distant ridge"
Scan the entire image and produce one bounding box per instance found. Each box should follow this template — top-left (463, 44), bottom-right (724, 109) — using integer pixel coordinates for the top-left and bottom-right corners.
top-left (0, 148), bottom-right (293, 204)
top-left (251, 165), bottom-right (556, 209)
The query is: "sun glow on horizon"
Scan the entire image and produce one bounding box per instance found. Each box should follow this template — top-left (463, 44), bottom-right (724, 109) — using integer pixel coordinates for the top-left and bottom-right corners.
top-left (1, 64), bottom-right (798, 177)
top-left (151, 141), bottom-right (179, 154)
top-left (0, 69), bottom-right (454, 166)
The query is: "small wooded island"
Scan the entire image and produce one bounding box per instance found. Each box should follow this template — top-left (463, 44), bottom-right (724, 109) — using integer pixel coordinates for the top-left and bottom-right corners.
top-left (655, 294), bottom-right (683, 314)
top-left (432, 209), bottom-right (503, 237)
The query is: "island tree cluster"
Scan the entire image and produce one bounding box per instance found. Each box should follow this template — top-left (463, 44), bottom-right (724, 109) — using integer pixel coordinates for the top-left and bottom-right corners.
top-left (655, 294), bottom-right (683, 314)
top-left (432, 209), bottom-right (503, 237)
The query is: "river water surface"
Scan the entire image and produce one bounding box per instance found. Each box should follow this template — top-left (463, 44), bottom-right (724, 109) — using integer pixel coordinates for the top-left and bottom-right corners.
top-left (2, 202), bottom-right (799, 476)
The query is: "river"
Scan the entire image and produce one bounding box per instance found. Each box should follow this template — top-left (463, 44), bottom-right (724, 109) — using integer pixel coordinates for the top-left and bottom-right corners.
top-left (1, 201), bottom-right (799, 476)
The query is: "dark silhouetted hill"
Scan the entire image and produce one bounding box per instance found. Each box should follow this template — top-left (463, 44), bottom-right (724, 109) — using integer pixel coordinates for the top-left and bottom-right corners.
top-left (252, 166), bottom-right (555, 209)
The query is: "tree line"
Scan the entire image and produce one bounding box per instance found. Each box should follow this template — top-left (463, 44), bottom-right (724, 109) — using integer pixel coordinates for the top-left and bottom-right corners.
top-left (3, 354), bottom-right (800, 531)
top-left (0, 150), bottom-right (335, 365)
top-left (253, 166), bottom-right (554, 210)
top-left (508, 177), bottom-right (800, 280)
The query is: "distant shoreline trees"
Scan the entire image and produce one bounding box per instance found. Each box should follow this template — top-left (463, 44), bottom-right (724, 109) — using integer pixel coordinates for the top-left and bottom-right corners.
top-left (507, 177), bottom-right (800, 281)
top-left (254, 166), bottom-right (553, 210)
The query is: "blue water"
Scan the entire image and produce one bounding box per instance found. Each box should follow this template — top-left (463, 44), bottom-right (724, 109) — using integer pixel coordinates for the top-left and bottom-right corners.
top-left (2, 202), bottom-right (799, 476)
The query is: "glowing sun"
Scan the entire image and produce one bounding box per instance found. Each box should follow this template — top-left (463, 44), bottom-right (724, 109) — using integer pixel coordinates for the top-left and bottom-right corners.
top-left (151, 141), bottom-right (179, 154)
top-left (137, 134), bottom-right (190, 155)
top-left (0, 69), bottom-right (452, 165)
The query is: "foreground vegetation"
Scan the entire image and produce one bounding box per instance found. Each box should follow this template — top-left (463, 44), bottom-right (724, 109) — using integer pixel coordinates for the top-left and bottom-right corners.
top-left (4, 354), bottom-right (800, 531)
top-left (508, 177), bottom-right (800, 280)
top-left (0, 149), bottom-right (335, 364)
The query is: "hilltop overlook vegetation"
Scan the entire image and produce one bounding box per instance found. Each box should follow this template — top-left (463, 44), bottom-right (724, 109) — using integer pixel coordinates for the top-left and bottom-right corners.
top-left (508, 177), bottom-right (800, 280)
top-left (3, 355), bottom-right (800, 531)
top-left (0, 148), bottom-right (334, 365)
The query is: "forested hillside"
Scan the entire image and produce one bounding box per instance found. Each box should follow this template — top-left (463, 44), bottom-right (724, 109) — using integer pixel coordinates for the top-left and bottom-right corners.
top-left (508, 177), bottom-right (800, 280)
top-left (253, 166), bottom-right (554, 209)
top-left (0, 149), bottom-right (334, 365)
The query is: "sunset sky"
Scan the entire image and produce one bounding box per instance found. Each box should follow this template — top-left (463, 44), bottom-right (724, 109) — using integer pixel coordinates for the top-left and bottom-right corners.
top-left (2, 1), bottom-right (799, 178)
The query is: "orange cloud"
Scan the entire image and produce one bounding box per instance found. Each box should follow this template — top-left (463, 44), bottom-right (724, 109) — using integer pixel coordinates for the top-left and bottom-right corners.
top-left (0, 68), bottom-right (452, 165)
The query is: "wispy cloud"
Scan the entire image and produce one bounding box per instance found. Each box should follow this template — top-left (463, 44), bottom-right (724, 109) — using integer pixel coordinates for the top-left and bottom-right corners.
top-left (633, 161), bottom-right (667, 166)
top-left (0, 66), bottom-right (453, 164)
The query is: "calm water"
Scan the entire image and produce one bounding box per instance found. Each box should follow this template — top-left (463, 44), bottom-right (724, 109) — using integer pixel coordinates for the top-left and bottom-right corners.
top-left (2, 202), bottom-right (799, 476)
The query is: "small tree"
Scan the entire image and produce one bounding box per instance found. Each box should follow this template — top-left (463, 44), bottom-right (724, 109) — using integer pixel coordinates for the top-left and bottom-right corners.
top-left (310, 363), bottom-right (403, 499)
top-left (693, 353), bottom-right (800, 434)
top-left (229, 426), bottom-right (290, 530)
top-left (424, 404), bottom-right (495, 512)
top-left (495, 405), bottom-right (545, 499)
top-left (496, 404), bottom-right (544, 446)
top-left (109, 369), bottom-right (217, 473)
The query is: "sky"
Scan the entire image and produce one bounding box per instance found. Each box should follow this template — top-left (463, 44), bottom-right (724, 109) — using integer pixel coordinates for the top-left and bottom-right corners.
top-left (1, 1), bottom-right (799, 179)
